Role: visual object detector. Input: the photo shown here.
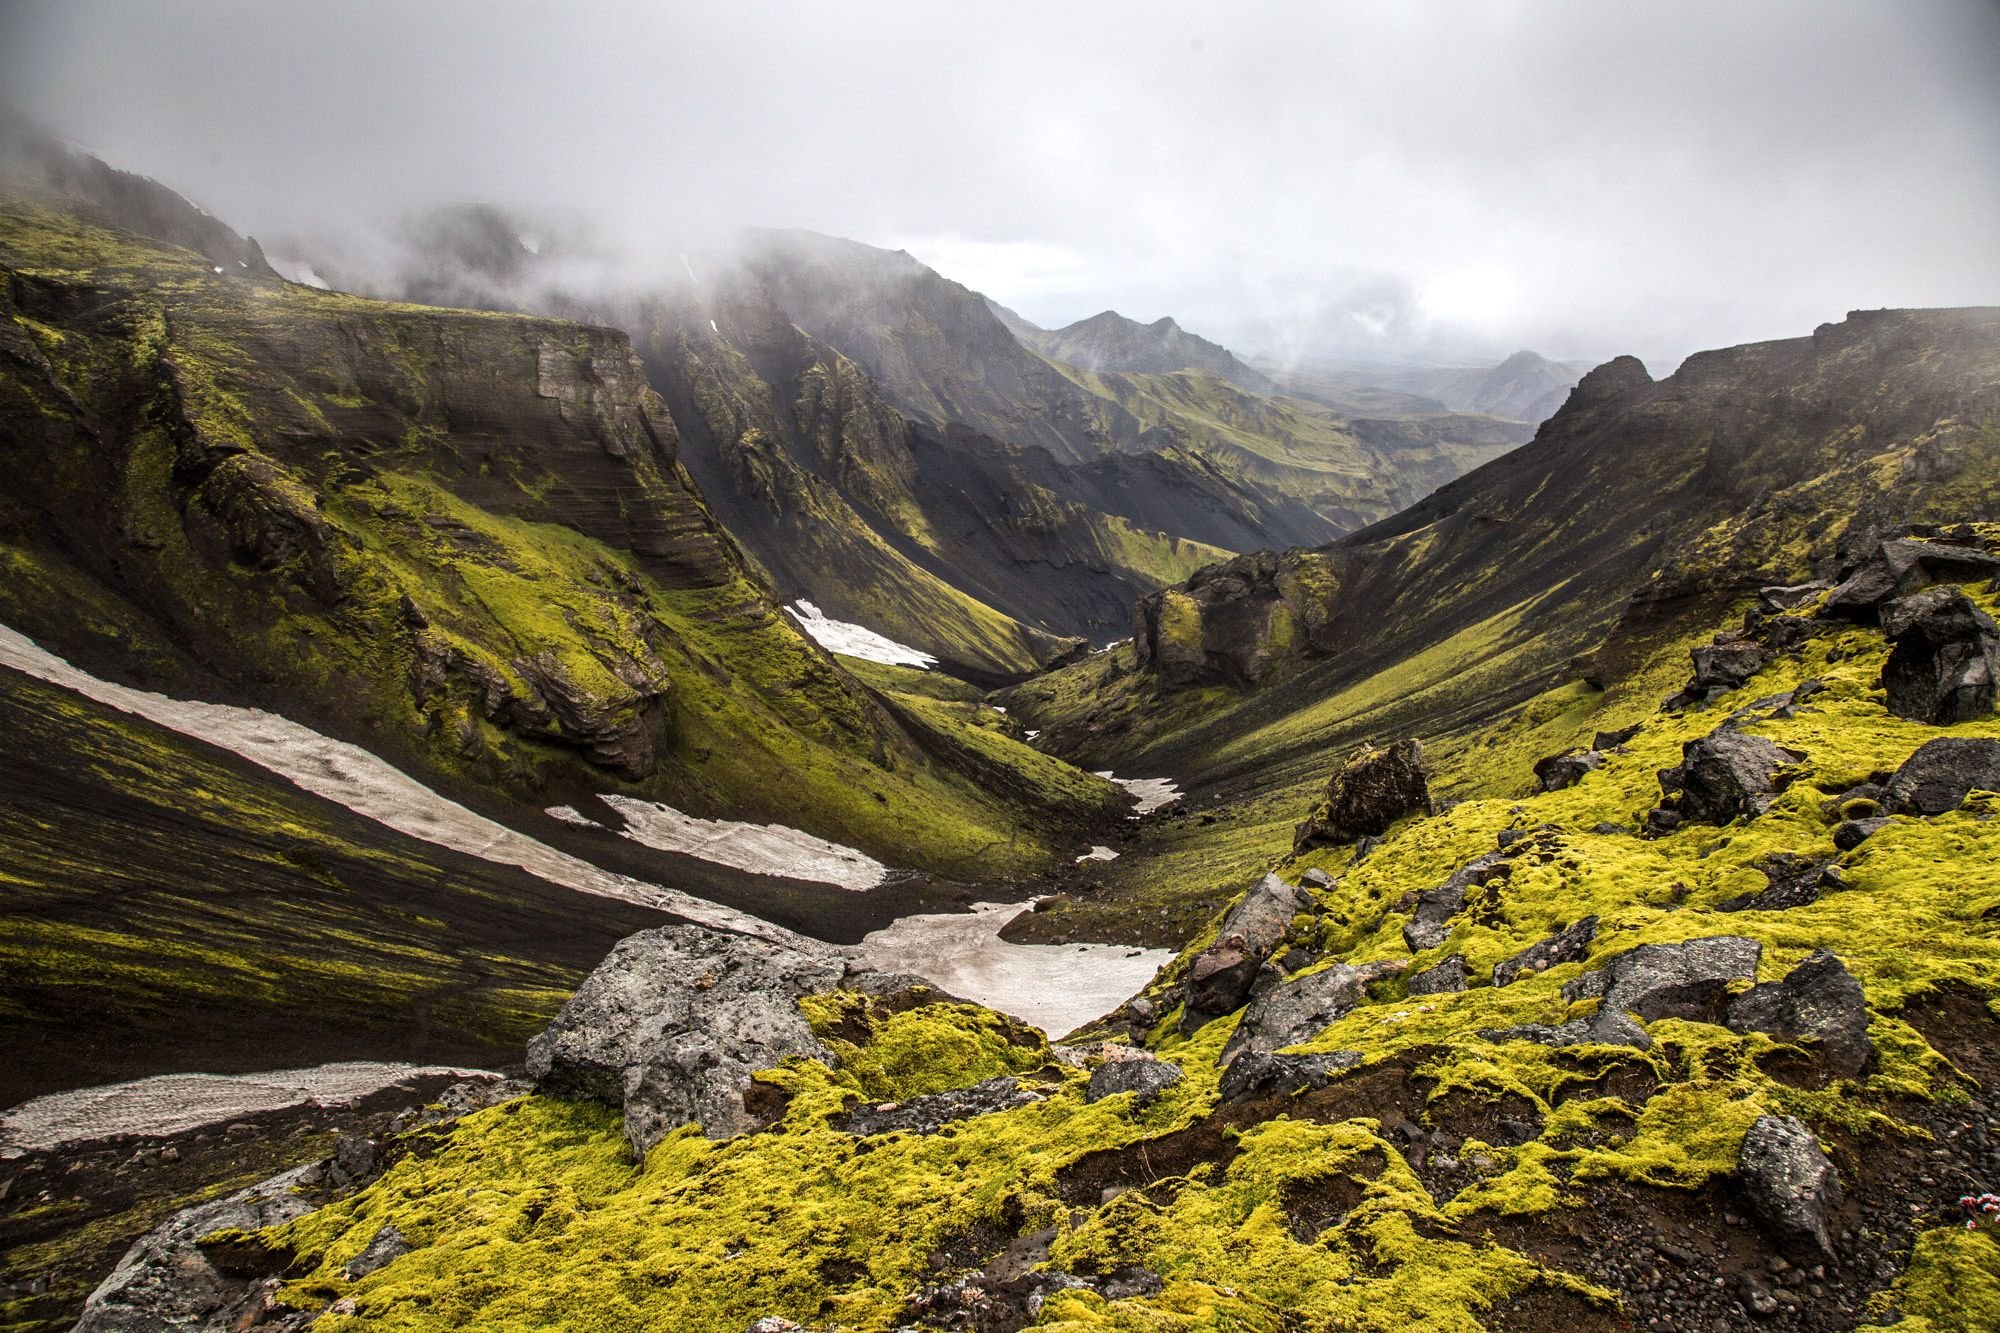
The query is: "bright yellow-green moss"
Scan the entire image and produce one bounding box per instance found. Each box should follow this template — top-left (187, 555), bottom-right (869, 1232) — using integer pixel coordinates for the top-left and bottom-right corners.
top-left (1858, 1225), bottom-right (2000, 1332)
top-left (800, 993), bottom-right (1050, 1101)
top-left (269, 1017), bottom-right (1586, 1332)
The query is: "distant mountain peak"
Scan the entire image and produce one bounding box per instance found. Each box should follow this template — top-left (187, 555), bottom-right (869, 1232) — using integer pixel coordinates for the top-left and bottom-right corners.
top-left (1021, 308), bottom-right (1272, 392)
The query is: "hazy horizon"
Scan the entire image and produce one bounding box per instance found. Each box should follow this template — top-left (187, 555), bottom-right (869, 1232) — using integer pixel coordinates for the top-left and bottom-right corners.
top-left (6, 0), bottom-right (1998, 371)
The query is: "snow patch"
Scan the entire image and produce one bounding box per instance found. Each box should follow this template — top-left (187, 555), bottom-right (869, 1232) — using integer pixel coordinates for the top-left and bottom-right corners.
top-left (787, 600), bottom-right (937, 669)
top-left (680, 253), bottom-right (699, 285)
top-left (0, 623), bottom-right (820, 951)
top-left (0, 1062), bottom-right (500, 1155)
top-left (1076, 845), bottom-right (1119, 863)
top-left (1025, 729), bottom-right (1041, 741)
top-left (546, 805), bottom-right (602, 828)
top-left (517, 233), bottom-right (543, 256)
top-left (709, 318), bottom-right (719, 333)
top-left (988, 705), bottom-right (1007, 714)
top-left (599, 795), bottom-right (887, 892)
top-left (1093, 771), bottom-right (1182, 815)
top-left (857, 903), bottom-right (1170, 1038)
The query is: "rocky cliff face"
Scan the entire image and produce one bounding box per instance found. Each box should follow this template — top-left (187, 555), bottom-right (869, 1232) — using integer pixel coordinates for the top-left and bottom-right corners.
top-left (0, 200), bottom-right (1118, 880)
top-left (1016, 310), bottom-right (2000, 783)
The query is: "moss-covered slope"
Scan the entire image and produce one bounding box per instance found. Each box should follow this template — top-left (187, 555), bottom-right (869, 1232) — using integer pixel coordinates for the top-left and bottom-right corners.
top-left (0, 200), bottom-right (1121, 880)
top-left (1010, 312), bottom-right (2000, 793)
top-left (245, 582), bottom-right (2000, 1332)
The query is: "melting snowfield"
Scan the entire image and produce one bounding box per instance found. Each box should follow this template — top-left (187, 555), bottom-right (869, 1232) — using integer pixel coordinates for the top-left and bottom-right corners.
top-left (858, 903), bottom-right (1173, 1038)
top-left (597, 794), bottom-right (888, 891)
top-left (787, 600), bottom-right (938, 668)
top-left (0, 1063), bottom-right (500, 1155)
top-left (1094, 771), bottom-right (1183, 815)
top-left (0, 624), bottom-right (819, 951)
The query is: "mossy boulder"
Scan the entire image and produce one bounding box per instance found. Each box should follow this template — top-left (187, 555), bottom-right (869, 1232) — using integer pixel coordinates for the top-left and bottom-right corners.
top-left (1293, 738), bottom-right (1434, 852)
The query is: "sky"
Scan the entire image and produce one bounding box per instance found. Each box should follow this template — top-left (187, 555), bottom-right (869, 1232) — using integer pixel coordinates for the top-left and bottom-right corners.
top-left (5, 0), bottom-right (1999, 370)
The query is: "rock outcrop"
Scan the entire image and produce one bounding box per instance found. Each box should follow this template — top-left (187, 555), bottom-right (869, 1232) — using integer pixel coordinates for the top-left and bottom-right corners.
top-left (73, 1163), bottom-right (322, 1332)
top-left (1487, 936), bottom-right (1761, 1050)
top-left (1406, 953), bottom-right (1469, 995)
top-left (1879, 587), bottom-right (1999, 725)
top-left (1294, 740), bottom-right (1433, 852)
top-left (840, 1077), bottom-right (1047, 1136)
top-left (1221, 959), bottom-right (1407, 1064)
top-left (1180, 873), bottom-right (1316, 1031)
top-left (1491, 916), bottom-right (1599, 987)
top-left (1217, 1050), bottom-right (1362, 1102)
top-left (1654, 728), bottom-right (1805, 827)
top-left (1134, 549), bottom-right (1343, 688)
top-left (1737, 1115), bottom-right (1843, 1264)
top-left (526, 925), bottom-right (845, 1151)
top-left (1726, 949), bottom-right (1873, 1077)
top-left (1883, 737), bottom-right (2000, 815)
top-left (1401, 851), bottom-right (1513, 951)
top-left (1824, 536), bottom-right (2000, 622)
top-left (1084, 1054), bottom-right (1184, 1106)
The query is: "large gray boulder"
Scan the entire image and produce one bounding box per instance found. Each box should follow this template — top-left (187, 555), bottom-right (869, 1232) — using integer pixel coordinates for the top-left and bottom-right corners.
top-left (1293, 740), bottom-right (1433, 852)
top-left (1222, 959), bottom-right (1406, 1064)
top-left (1883, 736), bottom-right (2000, 816)
top-left (1880, 587), bottom-right (1999, 725)
top-left (1738, 1115), bottom-right (1843, 1264)
top-left (1181, 873), bottom-right (1315, 1031)
top-left (1085, 1054), bottom-right (1185, 1106)
top-left (1657, 728), bottom-right (1805, 825)
top-left (74, 1164), bottom-right (322, 1332)
top-left (1486, 936), bottom-right (1760, 1051)
top-left (1727, 949), bottom-right (1873, 1077)
top-left (526, 925), bottom-right (845, 1151)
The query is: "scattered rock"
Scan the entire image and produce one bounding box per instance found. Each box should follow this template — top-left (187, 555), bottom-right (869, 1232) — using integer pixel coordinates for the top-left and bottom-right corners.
top-left (1222, 959), bottom-right (1407, 1063)
top-left (1085, 1056), bottom-right (1184, 1106)
top-left (839, 1077), bottom-right (1043, 1136)
top-left (525, 925), bottom-right (844, 1151)
top-left (1656, 728), bottom-right (1806, 826)
top-left (1406, 953), bottom-right (1469, 995)
top-left (1737, 1115), bottom-right (1843, 1264)
top-left (1561, 936), bottom-right (1763, 1047)
top-left (1593, 723), bottom-right (1642, 751)
top-left (73, 1163), bottom-right (321, 1332)
top-left (1302, 867), bottom-right (1335, 888)
top-left (1217, 1049), bottom-right (1362, 1102)
top-left (1831, 817), bottom-right (1891, 851)
top-left (1402, 852), bottom-right (1512, 951)
top-left (1534, 749), bottom-right (1602, 792)
top-left (1492, 916), bottom-right (1599, 987)
top-left (1293, 740), bottom-right (1433, 852)
top-left (1882, 736), bottom-right (2000, 815)
top-left (1824, 537), bottom-right (2000, 622)
top-left (343, 1222), bottom-right (411, 1280)
top-left (1758, 582), bottom-right (1833, 613)
top-left (1879, 587), bottom-right (1999, 724)
top-left (1727, 949), bottom-right (1873, 1077)
top-left (1181, 873), bottom-right (1316, 1031)
top-left (1719, 855), bottom-right (1847, 912)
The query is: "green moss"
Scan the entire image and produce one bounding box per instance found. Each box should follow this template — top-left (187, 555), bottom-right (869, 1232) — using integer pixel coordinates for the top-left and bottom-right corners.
top-left (800, 992), bottom-right (1049, 1101)
top-left (1858, 1225), bottom-right (2000, 1332)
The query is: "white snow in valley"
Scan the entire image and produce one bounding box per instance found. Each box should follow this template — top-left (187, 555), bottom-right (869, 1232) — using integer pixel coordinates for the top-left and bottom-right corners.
top-left (1025, 729), bottom-right (1041, 741)
top-left (858, 903), bottom-right (1171, 1038)
top-left (787, 600), bottom-right (937, 669)
top-left (1093, 771), bottom-right (1182, 815)
top-left (517, 233), bottom-right (542, 256)
top-left (709, 319), bottom-right (720, 333)
top-left (1076, 845), bottom-right (1119, 863)
top-left (546, 805), bottom-right (603, 828)
top-left (0, 623), bottom-right (820, 951)
top-left (0, 1062), bottom-right (500, 1155)
top-left (597, 794), bottom-right (888, 892)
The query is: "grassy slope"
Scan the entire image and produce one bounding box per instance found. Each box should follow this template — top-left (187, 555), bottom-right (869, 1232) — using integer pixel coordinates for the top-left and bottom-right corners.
top-left (0, 201), bottom-right (1122, 881)
top-left (255, 587), bottom-right (2000, 1331)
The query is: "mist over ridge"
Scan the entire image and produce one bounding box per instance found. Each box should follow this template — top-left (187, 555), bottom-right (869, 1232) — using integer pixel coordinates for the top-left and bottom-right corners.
top-left (4, 0), bottom-right (1997, 372)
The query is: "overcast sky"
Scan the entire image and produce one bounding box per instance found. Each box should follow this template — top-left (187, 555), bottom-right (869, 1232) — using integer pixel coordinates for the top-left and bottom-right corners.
top-left (6, 0), bottom-right (1998, 368)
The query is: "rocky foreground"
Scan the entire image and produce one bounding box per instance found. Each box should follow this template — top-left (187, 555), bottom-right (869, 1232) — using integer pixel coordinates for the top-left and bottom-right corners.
top-left (51, 532), bottom-right (2000, 1331)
